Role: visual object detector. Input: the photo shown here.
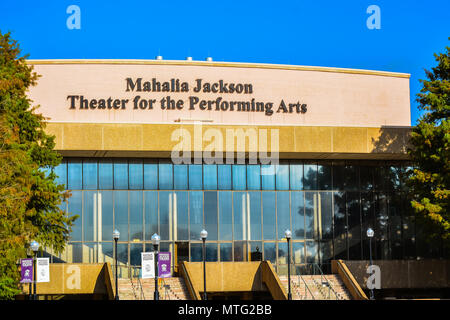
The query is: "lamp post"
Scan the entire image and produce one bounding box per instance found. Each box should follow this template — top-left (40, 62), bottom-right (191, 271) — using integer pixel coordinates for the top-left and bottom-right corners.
top-left (30, 240), bottom-right (39, 300)
top-left (200, 229), bottom-right (208, 300)
top-left (285, 229), bottom-right (292, 300)
top-left (367, 227), bottom-right (375, 300)
top-left (151, 233), bottom-right (160, 300)
top-left (112, 229), bottom-right (120, 300)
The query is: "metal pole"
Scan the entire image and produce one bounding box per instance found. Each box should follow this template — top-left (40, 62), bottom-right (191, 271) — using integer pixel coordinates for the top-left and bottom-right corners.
top-left (115, 238), bottom-right (119, 300)
top-left (33, 252), bottom-right (37, 300)
top-left (202, 237), bottom-right (207, 300)
top-left (287, 238), bottom-right (292, 300)
top-left (154, 245), bottom-right (159, 300)
top-left (369, 237), bottom-right (374, 300)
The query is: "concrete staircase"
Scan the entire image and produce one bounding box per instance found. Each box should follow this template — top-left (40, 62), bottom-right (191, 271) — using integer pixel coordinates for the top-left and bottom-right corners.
top-left (279, 275), bottom-right (352, 300)
top-left (118, 277), bottom-right (191, 300)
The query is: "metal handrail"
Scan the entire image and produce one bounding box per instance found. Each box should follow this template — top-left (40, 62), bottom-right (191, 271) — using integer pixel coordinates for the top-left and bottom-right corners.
top-left (298, 274), bottom-right (316, 300)
top-left (310, 263), bottom-right (341, 300)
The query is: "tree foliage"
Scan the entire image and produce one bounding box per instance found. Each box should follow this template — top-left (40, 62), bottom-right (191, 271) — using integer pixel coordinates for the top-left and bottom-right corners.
top-left (0, 31), bottom-right (77, 299)
top-left (408, 41), bottom-right (450, 252)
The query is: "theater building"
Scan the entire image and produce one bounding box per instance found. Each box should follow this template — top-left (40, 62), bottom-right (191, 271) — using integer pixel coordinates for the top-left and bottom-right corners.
top-left (27, 58), bottom-right (429, 279)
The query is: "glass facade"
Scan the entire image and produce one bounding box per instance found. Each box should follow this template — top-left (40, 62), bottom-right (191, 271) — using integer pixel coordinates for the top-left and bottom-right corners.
top-left (47, 158), bottom-right (440, 276)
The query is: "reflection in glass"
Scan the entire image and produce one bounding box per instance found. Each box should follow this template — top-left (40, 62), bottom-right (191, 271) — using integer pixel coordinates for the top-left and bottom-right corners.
top-left (129, 159), bottom-right (143, 190)
top-left (220, 243), bottom-right (232, 261)
top-left (293, 242), bottom-right (305, 264)
top-left (232, 165), bottom-right (246, 190)
top-left (144, 191), bottom-right (158, 240)
top-left (234, 241), bottom-right (247, 261)
top-left (278, 242), bottom-right (288, 264)
top-left (306, 241), bottom-right (318, 263)
top-left (277, 192), bottom-right (290, 240)
top-left (130, 243), bottom-right (143, 266)
top-left (174, 165), bottom-right (188, 189)
top-left (190, 243), bottom-right (202, 262)
top-left (275, 163), bottom-right (289, 190)
top-left (320, 192), bottom-right (333, 240)
top-left (99, 160), bottom-right (113, 190)
top-left (68, 191), bottom-right (82, 241)
top-left (218, 165), bottom-right (231, 190)
top-left (206, 243), bottom-right (218, 261)
top-left (113, 160), bottom-right (128, 190)
top-left (68, 160), bottom-right (82, 190)
top-left (114, 191), bottom-right (128, 240)
top-left (144, 160), bottom-right (158, 189)
top-left (159, 191), bottom-right (173, 241)
top-left (317, 163), bottom-right (332, 190)
top-left (262, 192), bottom-right (276, 240)
top-left (100, 191), bottom-right (113, 241)
top-left (247, 165), bottom-right (261, 190)
top-left (175, 192), bottom-right (189, 240)
top-left (291, 192), bottom-right (305, 240)
top-left (204, 191), bottom-right (218, 240)
top-left (249, 192), bottom-right (262, 240)
top-left (189, 165), bottom-right (202, 190)
top-left (83, 191), bottom-right (97, 241)
top-left (159, 163), bottom-right (173, 190)
top-left (129, 191), bottom-right (143, 241)
top-left (303, 163), bottom-right (317, 190)
top-left (249, 241), bottom-right (263, 261)
top-left (83, 160), bottom-right (98, 190)
top-left (263, 242), bottom-right (276, 264)
top-left (334, 191), bottom-right (347, 259)
top-left (54, 161), bottom-right (67, 187)
top-left (305, 192), bottom-right (317, 240)
top-left (261, 165), bottom-right (275, 190)
top-left (233, 192), bottom-right (246, 240)
top-left (203, 165), bottom-right (217, 190)
top-left (189, 191), bottom-right (203, 240)
top-left (219, 192), bottom-right (232, 240)
top-left (289, 162), bottom-right (303, 190)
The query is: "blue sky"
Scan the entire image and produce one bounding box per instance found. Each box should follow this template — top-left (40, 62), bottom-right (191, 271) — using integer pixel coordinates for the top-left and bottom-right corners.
top-left (0, 0), bottom-right (448, 125)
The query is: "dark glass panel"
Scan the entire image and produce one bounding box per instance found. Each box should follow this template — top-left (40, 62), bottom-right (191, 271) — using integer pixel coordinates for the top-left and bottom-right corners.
top-left (289, 162), bottom-right (303, 190)
top-left (143, 160), bottom-right (158, 190)
top-left (100, 191), bottom-right (114, 242)
top-left (262, 192), bottom-right (276, 240)
top-left (175, 191), bottom-right (189, 240)
top-left (317, 162), bottom-right (332, 190)
top-left (218, 191), bottom-right (233, 241)
top-left (303, 162), bottom-right (317, 190)
top-left (129, 191), bottom-right (143, 241)
top-left (234, 241), bottom-right (248, 261)
top-left (291, 192), bottom-right (305, 240)
top-left (249, 192), bottom-right (262, 241)
top-left (99, 159), bottom-right (113, 190)
top-left (204, 191), bottom-right (218, 240)
top-left (129, 159), bottom-right (143, 190)
top-left (276, 192), bottom-right (290, 240)
top-left (189, 191), bottom-right (203, 240)
top-left (144, 191), bottom-right (158, 240)
top-left (114, 191), bottom-right (129, 241)
top-left (113, 160), bottom-right (128, 190)
top-left (220, 243), bottom-right (233, 261)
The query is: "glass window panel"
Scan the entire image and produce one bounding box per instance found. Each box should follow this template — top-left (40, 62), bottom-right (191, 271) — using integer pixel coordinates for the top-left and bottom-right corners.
top-left (289, 162), bottom-right (303, 190)
top-left (306, 241), bottom-right (318, 263)
top-left (83, 160), bottom-right (98, 190)
top-left (234, 241), bottom-right (248, 261)
top-left (220, 243), bottom-right (233, 261)
top-left (375, 193), bottom-right (389, 241)
top-left (189, 191), bottom-right (203, 240)
top-left (318, 163), bottom-right (332, 190)
top-left (291, 192), bottom-right (305, 240)
top-left (305, 192), bottom-right (318, 239)
top-left (247, 165), bottom-right (261, 190)
top-left (275, 163), bottom-right (289, 190)
top-left (130, 243), bottom-right (143, 266)
top-left (319, 192), bottom-right (333, 240)
top-left (206, 243), bottom-right (218, 262)
top-left (114, 191), bottom-right (129, 241)
top-left (249, 241), bottom-right (263, 261)
top-left (332, 162), bottom-right (345, 191)
top-left (293, 242), bottom-right (305, 264)
top-left (129, 191), bottom-right (143, 241)
top-left (334, 191), bottom-right (347, 260)
top-left (98, 242), bottom-right (113, 264)
top-left (320, 240), bottom-right (334, 265)
top-left (261, 165), bottom-right (275, 190)
top-left (83, 191), bottom-right (97, 241)
top-left (263, 242), bottom-right (276, 264)
top-left (159, 191), bottom-right (174, 241)
top-left (347, 192), bottom-right (362, 260)
top-left (277, 192), bottom-right (290, 240)
top-left (345, 165), bottom-right (359, 191)
top-left (262, 192), bottom-right (276, 240)
top-left (99, 160), bottom-right (113, 190)
top-left (67, 243), bottom-right (82, 263)
top-left (54, 160), bottom-right (67, 187)
top-left (174, 165), bottom-right (188, 190)
top-left (374, 166), bottom-right (386, 191)
top-left (68, 191), bottom-right (82, 241)
top-left (278, 242), bottom-right (288, 264)
top-left (144, 160), bottom-right (158, 190)
top-left (232, 165), bottom-right (246, 190)
top-left (188, 164), bottom-right (202, 190)
top-left (217, 165), bottom-right (231, 190)
top-left (303, 163), bottom-right (317, 190)
top-left (233, 192), bottom-right (246, 240)
top-left (129, 159), bottom-right (143, 190)
top-left (68, 160), bottom-right (82, 190)
top-left (249, 192), bottom-right (262, 241)
top-left (360, 165), bottom-right (375, 191)
top-left (175, 191), bottom-right (189, 240)
top-left (113, 160), bottom-right (128, 190)
top-left (144, 191), bottom-right (158, 240)
top-left (190, 243), bottom-right (202, 262)
top-left (82, 243), bottom-right (98, 264)
top-left (100, 191), bottom-right (114, 241)
top-left (158, 162), bottom-right (173, 190)
top-left (204, 191), bottom-right (218, 240)
top-left (116, 243), bottom-right (128, 265)
top-left (203, 165), bottom-right (217, 190)
top-left (218, 191), bottom-right (233, 241)
top-left (386, 165), bottom-right (402, 192)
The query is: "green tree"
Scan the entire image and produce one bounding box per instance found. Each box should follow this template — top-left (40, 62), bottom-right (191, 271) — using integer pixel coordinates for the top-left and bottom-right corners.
top-left (0, 31), bottom-right (77, 299)
top-left (408, 41), bottom-right (450, 253)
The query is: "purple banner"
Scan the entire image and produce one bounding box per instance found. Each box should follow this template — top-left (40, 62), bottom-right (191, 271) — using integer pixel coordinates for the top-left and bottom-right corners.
top-left (158, 252), bottom-right (171, 278)
top-left (20, 258), bottom-right (33, 283)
